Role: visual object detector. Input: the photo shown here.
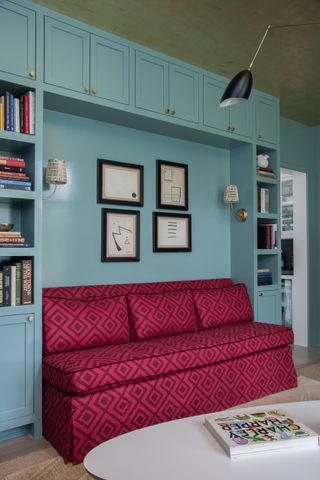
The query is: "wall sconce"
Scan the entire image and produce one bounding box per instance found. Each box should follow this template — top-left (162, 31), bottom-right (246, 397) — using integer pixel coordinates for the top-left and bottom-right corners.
top-left (223, 185), bottom-right (248, 222)
top-left (44, 158), bottom-right (67, 200)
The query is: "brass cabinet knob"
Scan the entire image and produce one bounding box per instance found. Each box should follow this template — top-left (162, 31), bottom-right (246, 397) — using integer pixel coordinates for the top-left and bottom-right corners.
top-left (259, 293), bottom-right (263, 297)
top-left (231, 127), bottom-right (235, 132)
top-left (227, 126), bottom-right (231, 131)
top-left (165, 108), bottom-right (170, 114)
top-left (170, 110), bottom-right (176, 115)
top-left (84, 85), bottom-right (90, 92)
top-left (29, 70), bottom-right (35, 78)
top-left (27, 315), bottom-right (34, 322)
top-left (92, 88), bottom-right (97, 94)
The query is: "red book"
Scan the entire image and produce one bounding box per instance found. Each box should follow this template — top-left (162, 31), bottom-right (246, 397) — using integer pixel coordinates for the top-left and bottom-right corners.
top-left (258, 167), bottom-right (274, 172)
top-left (0, 159), bottom-right (26, 167)
top-left (23, 95), bottom-right (29, 134)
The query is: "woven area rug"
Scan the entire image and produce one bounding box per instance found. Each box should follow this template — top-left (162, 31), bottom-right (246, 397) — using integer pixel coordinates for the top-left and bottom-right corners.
top-left (2, 373), bottom-right (320, 480)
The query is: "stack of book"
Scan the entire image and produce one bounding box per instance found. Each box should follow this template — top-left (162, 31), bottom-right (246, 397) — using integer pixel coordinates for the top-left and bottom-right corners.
top-left (0, 90), bottom-right (35, 135)
top-left (258, 268), bottom-right (272, 285)
top-left (0, 155), bottom-right (32, 191)
top-left (257, 186), bottom-right (269, 213)
top-left (0, 259), bottom-right (32, 306)
top-left (0, 230), bottom-right (30, 248)
top-left (258, 221), bottom-right (278, 249)
top-left (257, 165), bottom-right (276, 179)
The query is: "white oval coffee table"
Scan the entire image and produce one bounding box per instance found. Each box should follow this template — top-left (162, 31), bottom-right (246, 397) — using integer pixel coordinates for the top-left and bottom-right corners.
top-left (84, 401), bottom-right (320, 480)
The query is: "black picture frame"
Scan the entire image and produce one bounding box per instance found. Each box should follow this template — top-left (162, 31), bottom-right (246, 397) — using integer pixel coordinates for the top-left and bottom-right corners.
top-left (101, 208), bottom-right (140, 262)
top-left (156, 159), bottom-right (188, 210)
top-left (153, 212), bottom-right (192, 252)
top-left (97, 159), bottom-right (144, 206)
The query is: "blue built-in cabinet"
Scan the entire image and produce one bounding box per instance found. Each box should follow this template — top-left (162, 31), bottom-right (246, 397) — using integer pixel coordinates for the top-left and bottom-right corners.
top-left (0, 1), bottom-right (36, 80)
top-left (0, 0), bottom-right (282, 441)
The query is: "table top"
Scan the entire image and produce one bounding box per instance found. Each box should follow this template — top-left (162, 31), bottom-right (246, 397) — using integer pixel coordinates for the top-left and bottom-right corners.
top-left (84, 401), bottom-right (320, 480)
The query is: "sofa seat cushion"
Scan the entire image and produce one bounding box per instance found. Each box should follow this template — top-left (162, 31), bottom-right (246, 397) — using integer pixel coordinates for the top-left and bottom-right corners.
top-left (43, 322), bottom-right (293, 395)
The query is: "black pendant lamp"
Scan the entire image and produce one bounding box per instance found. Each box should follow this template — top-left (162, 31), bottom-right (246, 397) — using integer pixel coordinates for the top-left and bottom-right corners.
top-left (220, 22), bottom-right (320, 108)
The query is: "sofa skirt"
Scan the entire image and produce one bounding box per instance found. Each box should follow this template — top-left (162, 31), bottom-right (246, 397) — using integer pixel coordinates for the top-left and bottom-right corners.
top-left (43, 344), bottom-right (297, 463)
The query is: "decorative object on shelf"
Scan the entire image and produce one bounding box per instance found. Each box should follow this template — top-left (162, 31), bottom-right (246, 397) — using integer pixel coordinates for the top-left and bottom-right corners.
top-left (257, 154), bottom-right (269, 168)
top-left (223, 185), bottom-right (248, 222)
top-left (153, 212), bottom-right (191, 252)
top-left (157, 160), bottom-right (188, 210)
top-left (0, 223), bottom-right (14, 232)
top-left (101, 208), bottom-right (140, 262)
top-left (220, 22), bottom-right (320, 107)
top-left (97, 159), bottom-right (143, 206)
top-left (44, 158), bottom-right (67, 199)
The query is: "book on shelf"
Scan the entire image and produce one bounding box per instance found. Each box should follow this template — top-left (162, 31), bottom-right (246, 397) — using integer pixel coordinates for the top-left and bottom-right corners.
top-left (258, 268), bottom-right (273, 285)
top-left (257, 186), bottom-right (269, 213)
top-left (0, 154), bottom-right (31, 190)
top-left (0, 89), bottom-right (35, 135)
top-left (0, 231), bottom-right (28, 247)
top-left (204, 408), bottom-right (319, 458)
top-left (257, 170), bottom-right (277, 180)
top-left (0, 259), bottom-right (33, 306)
top-left (258, 221), bottom-right (278, 249)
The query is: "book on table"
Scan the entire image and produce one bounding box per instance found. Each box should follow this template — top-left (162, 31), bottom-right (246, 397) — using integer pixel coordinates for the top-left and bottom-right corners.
top-left (204, 408), bottom-right (319, 458)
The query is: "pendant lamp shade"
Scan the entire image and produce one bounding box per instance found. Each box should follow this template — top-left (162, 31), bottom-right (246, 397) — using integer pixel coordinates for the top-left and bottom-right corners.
top-left (220, 69), bottom-right (253, 107)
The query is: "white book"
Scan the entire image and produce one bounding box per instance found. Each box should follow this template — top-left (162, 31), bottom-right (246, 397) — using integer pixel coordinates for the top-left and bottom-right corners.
top-left (260, 188), bottom-right (269, 213)
top-left (28, 91), bottom-right (35, 135)
top-left (14, 98), bottom-right (20, 133)
top-left (204, 408), bottom-right (319, 459)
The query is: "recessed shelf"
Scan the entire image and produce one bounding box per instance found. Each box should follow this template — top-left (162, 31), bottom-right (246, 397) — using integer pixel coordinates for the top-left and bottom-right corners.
top-left (257, 213), bottom-right (279, 220)
top-left (257, 284), bottom-right (279, 291)
top-left (0, 248), bottom-right (35, 256)
top-left (0, 131), bottom-right (37, 148)
top-left (0, 304), bottom-right (35, 315)
top-left (256, 175), bottom-right (277, 185)
top-left (0, 190), bottom-right (36, 201)
top-left (257, 249), bottom-right (279, 255)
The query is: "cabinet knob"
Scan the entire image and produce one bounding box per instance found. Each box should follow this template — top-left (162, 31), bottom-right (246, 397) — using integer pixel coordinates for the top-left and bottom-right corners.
top-left (258, 133), bottom-right (262, 139)
top-left (170, 110), bottom-right (176, 116)
top-left (227, 126), bottom-right (231, 131)
top-left (92, 88), bottom-right (97, 94)
top-left (84, 85), bottom-right (90, 92)
top-left (259, 293), bottom-right (263, 297)
top-left (165, 108), bottom-right (170, 114)
top-left (231, 127), bottom-right (235, 132)
top-left (29, 70), bottom-right (36, 78)
top-left (27, 315), bottom-right (34, 322)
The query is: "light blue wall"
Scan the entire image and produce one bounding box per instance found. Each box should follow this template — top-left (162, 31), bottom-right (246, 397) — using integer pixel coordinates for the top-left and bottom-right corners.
top-left (43, 110), bottom-right (231, 287)
top-left (280, 117), bottom-right (319, 347)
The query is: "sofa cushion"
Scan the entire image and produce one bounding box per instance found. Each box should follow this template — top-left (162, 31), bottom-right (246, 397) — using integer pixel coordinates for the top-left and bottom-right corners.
top-left (127, 290), bottom-right (198, 340)
top-left (193, 284), bottom-right (253, 328)
top-left (43, 295), bottom-right (130, 354)
top-left (42, 322), bottom-right (294, 394)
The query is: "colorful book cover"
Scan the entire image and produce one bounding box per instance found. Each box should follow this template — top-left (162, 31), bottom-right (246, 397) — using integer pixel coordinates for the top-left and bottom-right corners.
top-left (9, 93), bottom-right (15, 132)
top-left (23, 94), bottom-right (29, 134)
top-left (3, 265), bottom-right (11, 306)
top-left (21, 259), bottom-right (32, 305)
top-left (0, 97), bottom-right (4, 130)
top-left (205, 409), bottom-right (319, 458)
top-left (5, 92), bottom-right (10, 131)
top-left (0, 179), bottom-right (31, 187)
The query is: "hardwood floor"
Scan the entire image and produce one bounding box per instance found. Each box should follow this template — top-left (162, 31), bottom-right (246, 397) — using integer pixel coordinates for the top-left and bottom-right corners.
top-left (292, 344), bottom-right (320, 368)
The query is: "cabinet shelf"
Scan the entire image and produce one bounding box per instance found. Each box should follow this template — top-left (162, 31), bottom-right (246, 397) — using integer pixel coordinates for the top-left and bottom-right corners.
top-left (256, 213), bottom-right (279, 220)
top-left (257, 284), bottom-right (279, 291)
top-left (0, 131), bottom-right (37, 149)
top-left (0, 190), bottom-right (36, 201)
top-left (256, 175), bottom-right (277, 185)
top-left (257, 249), bottom-right (279, 255)
top-left (0, 304), bottom-right (35, 316)
top-left (0, 247), bottom-right (35, 257)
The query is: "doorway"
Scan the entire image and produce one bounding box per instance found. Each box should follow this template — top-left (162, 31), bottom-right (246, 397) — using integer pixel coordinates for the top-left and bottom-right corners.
top-left (280, 168), bottom-right (308, 346)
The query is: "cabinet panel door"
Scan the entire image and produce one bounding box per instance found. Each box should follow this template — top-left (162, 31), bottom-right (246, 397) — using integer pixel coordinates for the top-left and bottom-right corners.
top-left (169, 64), bottom-right (199, 123)
top-left (255, 94), bottom-right (278, 144)
top-left (91, 35), bottom-right (129, 105)
top-left (257, 290), bottom-right (281, 325)
top-left (203, 76), bottom-right (228, 132)
top-left (0, 314), bottom-right (34, 428)
top-left (229, 96), bottom-right (253, 138)
top-left (135, 51), bottom-right (169, 115)
top-left (44, 17), bottom-right (90, 94)
top-left (0, 1), bottom-right (36, 79)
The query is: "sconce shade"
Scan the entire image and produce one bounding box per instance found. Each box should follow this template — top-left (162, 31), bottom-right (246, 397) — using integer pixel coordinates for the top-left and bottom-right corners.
top-left (224, 185), bottom-right (239, 204)
top-left (220, 70), bottom-right (253, 107)
top-left (45, 158), bottom-right (67, 185)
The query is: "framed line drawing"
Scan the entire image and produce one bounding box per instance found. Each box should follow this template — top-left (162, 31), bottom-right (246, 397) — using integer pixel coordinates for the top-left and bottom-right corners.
top-left (101, 209), bottom-right (140, 262)
top-left (156, 159), bottom-right (188, 210)
top-left (153, 212), bottom-right (192, 252)
top-left (98, 159), bottom-right (144, 206)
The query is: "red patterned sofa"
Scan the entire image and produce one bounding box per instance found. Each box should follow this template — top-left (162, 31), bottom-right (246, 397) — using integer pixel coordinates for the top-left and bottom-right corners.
top-left (42, 278), bottom-right (297, 463)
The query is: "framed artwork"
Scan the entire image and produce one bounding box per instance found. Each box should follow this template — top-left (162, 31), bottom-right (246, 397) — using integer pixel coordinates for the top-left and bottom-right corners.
top-left (153, 212), bottom-right (192, 252)
top-left (101, 209), bottom-right (140, 262)
top-left (98, 159), bottom-right (144, 206)
top-left (156, 159), bottom-right (188, 210)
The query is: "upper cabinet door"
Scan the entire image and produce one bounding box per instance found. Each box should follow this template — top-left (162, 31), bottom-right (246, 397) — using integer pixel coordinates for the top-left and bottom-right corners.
top-left (0, 1), bottom-right (36, 80)
top-left (135, 51), bottom-right (169, 115)
top-left (229, 96), bottom-right (253, 138)
top-left (169, 64), bottom-right (199, 123)
top-left (90, 35), bottom-right (129, 105)
top-left (255, 93), bottom-right (279, 144)
top-left (203, 76), bottom-right (229, 132)
top-left (44, 17), bottom-right (90, 94)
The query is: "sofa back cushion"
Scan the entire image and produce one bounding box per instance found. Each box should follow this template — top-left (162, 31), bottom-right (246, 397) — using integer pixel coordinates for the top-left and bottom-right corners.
top-left (127, 290), bottom-right (198, 340)
top-left (43, 295), bottom-right (130, 354)
top-left (193, 284), bottom-right (253, 328)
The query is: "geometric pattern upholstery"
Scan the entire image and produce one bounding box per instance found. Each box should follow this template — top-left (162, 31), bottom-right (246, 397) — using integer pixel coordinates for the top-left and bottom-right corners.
top-left (193, 283), bottom-right (254, 328)
top-left (43, 295), bottom-right (130, 354)
top-left (127, 290), bottom-right (198, 340)
top-left (43, 344), bottom-right (297, 464)
top-left (43, 322), bottom-right (294, 394)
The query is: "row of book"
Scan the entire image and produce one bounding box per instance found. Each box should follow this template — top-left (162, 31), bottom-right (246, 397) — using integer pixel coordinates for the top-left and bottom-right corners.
top-left (258, 268), bottom-right (272, 286)
top-left (258, 221), bottom-right (278, 249)
top-left (257, 186), bottom-right (269, 213)
top-left (0, 154), bottom-right (32, 191)
top-left (0, 259), bottom-right (32, 306)
top-left (0, 90), bottom-right (35, 135)
top-left (0, 231), bottom-right (30, 248)
top-left (257, 165), bottom-right (276, 179)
